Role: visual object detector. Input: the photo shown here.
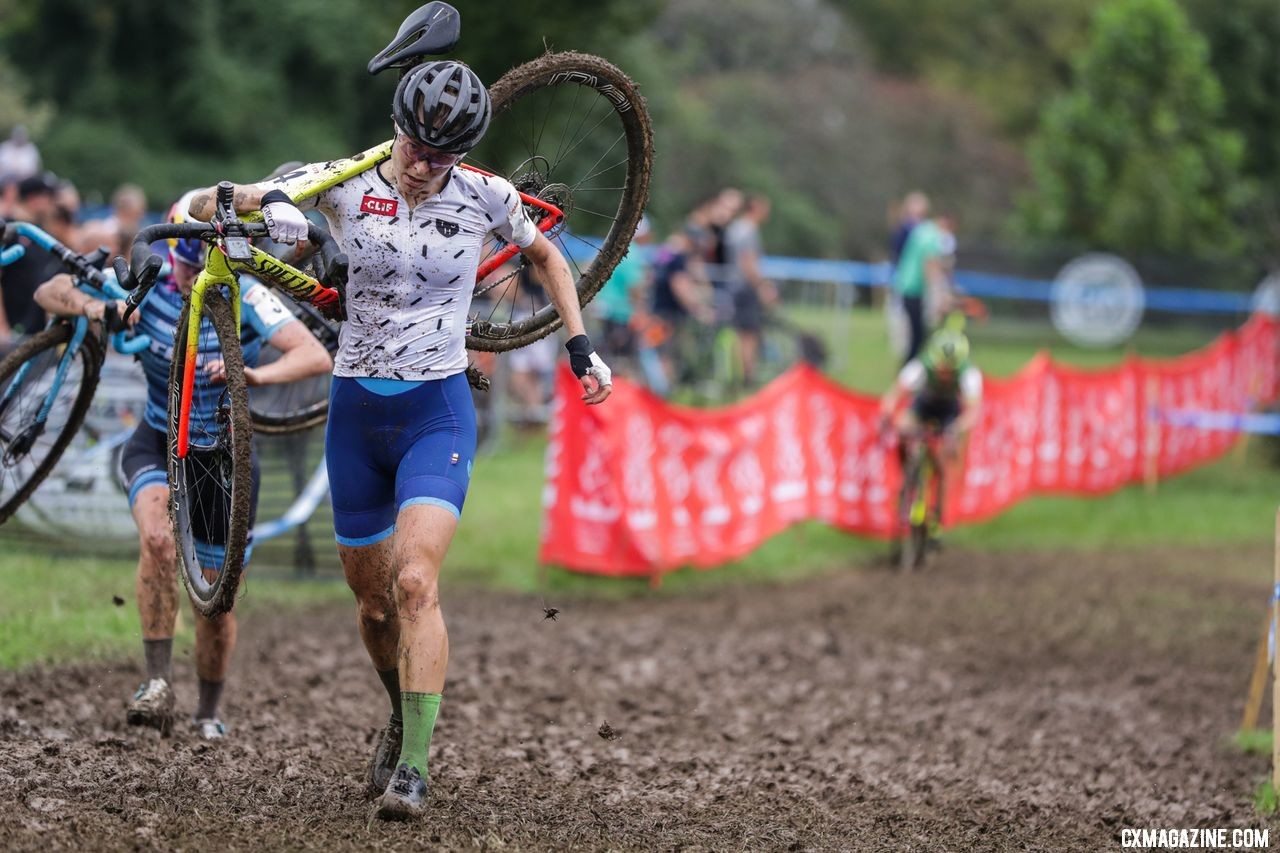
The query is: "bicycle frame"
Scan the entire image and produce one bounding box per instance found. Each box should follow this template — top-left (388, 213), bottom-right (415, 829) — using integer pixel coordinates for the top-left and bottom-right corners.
top-left (0, 223), bottom-right (149, 453)
top-left (252, 141), bottom-right (564, 282)
top-left (173, 138), bottom-right (566, 458)
top-left (900, 428), bottom-right (945, 532)
top-left (906, 444), bottom-right (933, 529)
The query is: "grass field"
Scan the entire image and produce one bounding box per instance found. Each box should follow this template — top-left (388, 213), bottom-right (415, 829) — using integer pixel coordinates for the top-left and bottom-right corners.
top-left (1, 306), bottom-right (1273, 668)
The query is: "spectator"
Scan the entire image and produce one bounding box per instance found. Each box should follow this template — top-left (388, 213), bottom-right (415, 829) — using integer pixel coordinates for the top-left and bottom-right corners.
top-left (889, 191), bottom-right (929, 266)
top-left (505, 264), bottom-right (558, 426)
top-left (49, 180), bottom-right (82, 250)
top-left (0, 172), bottom-right (62, 345)
top-left (723, 194), bottom-right (777, 387)
top-left (593, 216), bottom-right (652, 372)
top-left (0, 177), bottom-right (18, 220)
top-left (649, 229), bottom-right (714, 394)
top-left (708, 187), bottom-right (743, 265)
top-left (14, 171), bottom-right (56, 223)
top-left (108, 183), bottom-right (147, 249)
top-left (54, 179), bottom-right (80, 225)
top-left (892, 212), bottom-right (955, 365)
top-left (0, 126), bottom-right (41, 183)
top-left (79, 182), bottom-right (148, 256)
top-left (682, 194), bottom-right (718, 265)
top-left (705, 187), bottom-right (743, 320)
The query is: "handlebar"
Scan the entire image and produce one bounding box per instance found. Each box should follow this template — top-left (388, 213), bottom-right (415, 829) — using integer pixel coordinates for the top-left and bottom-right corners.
top-left (114, 219), bottom-right (348, 309)
top-left (1, 220), bottom-right (109, 286)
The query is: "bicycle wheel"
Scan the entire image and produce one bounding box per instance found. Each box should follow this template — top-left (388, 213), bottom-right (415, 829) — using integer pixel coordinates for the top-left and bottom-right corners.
top-left (167, 289), bottom-right (253, 617)
top-left (897, 451), bottom-right (927, 574)
top-left (464, 51), bottom-right (654, 352)
top-left (249, 300), bottom-right (339, 435)
top-left (757, 319), bottom-right (806, 384)
top-left (0, 323), bottom-right (102, 525)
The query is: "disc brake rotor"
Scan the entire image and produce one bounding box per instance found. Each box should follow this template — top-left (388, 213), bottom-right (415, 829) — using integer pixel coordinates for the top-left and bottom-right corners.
top-left (511, 157), bottom-right (573, 239)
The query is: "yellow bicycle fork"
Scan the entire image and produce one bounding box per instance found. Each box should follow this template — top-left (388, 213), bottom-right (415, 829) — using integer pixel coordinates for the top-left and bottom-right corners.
top-left (177, 248), bottom-right (241, 458)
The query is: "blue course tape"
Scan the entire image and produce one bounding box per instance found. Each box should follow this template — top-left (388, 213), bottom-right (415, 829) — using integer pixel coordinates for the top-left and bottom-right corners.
top-left (1151, 408), bottom-right (1280, 436)
top-left (726, 243), bottom-right (1253, 317)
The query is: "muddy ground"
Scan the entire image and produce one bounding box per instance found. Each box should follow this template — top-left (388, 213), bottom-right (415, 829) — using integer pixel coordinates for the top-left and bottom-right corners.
top-left (1, 547), bottom-right (1277, 851)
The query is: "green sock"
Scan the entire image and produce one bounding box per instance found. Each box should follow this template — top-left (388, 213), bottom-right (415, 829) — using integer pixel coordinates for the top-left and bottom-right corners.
top-left (397, 692), bottom-right (441, 778)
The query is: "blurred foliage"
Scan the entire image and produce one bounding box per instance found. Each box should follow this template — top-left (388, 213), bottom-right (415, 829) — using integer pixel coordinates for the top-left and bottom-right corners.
top-left (832, 0), bottom-right (1097, 138)
top-left (1181, 0), bottom-right (1280, 185)
top-left (1182, 0), bottom-right (1280, 264)
top-left (836, 0), bottom-right (1280, 263)
top-left (1018, 0), bottom-right (1250, 259)
top-left (0, 0), bottom-right (1275, 264)
top-left (0, 0), bottom-right (652, 205)
top-left (640, 0), bottom-right (1024, 258)
top-left (0, 54), bottom-right (52, 138)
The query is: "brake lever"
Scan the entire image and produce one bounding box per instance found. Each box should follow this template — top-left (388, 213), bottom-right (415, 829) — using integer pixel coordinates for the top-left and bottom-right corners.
top-left (112, 257), bottom-right (135, 291)
top-left (83, 246), bottom-right (112, 271)
top-left (306, 222), bottom-right (348, 322)
top-left (120, 255), bottom-right (163, 322)
top-left (101, 300), bottom-right (128, 335)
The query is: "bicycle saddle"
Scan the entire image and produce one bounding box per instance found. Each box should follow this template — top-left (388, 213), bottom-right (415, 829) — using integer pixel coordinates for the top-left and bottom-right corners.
top-left (368, 2), bottom-right (461, 75)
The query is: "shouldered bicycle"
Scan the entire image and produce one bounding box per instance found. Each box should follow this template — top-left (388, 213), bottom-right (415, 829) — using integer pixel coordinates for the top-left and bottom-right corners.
top-left (113, 49), bottom-right (653, 616)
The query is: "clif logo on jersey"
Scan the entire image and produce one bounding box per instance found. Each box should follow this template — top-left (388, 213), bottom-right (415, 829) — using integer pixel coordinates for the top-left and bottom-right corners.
top-left (360, 195), bottom-right (398, 217)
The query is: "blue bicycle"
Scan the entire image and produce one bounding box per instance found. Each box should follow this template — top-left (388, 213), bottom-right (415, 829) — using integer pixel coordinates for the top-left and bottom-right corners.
top-left (0, 220), bottom-right (149, 524)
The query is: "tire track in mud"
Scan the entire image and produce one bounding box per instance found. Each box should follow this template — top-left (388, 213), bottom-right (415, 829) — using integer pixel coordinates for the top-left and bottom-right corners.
top-left (0, 546), bottom-right (1275, 851)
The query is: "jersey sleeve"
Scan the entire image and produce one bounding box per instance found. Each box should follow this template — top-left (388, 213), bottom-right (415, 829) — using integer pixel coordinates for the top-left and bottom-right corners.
top-left (897, 360), bottom-right (926, 393)
top-left (266, 160), bottom-right (336, 215)
top-left (483, 175), bottom-right (539, 249)
top-left (960, 366), bottom-right (983, 402)
top-left (242, 280), bottom-right (298, 341)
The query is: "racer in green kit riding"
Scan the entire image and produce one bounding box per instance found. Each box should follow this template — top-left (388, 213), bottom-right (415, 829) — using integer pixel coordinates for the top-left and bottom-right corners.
top-left (879, 325), bottom-right (982, 534)
top-left (188, 60), bottom-right (612, 819)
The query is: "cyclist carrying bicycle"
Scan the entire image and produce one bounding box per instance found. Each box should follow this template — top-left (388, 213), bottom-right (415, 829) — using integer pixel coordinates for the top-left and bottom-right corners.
top-left (187, 60), bottom-right (612, 819)
top-left (878, 324), bottom-right (982, 535)
top-left (33, 195), bottom-right (332, 739)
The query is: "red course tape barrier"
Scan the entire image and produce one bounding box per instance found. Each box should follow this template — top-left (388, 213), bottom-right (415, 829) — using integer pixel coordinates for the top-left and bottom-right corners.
top-left (540, 315), bottom-right (1279, 578)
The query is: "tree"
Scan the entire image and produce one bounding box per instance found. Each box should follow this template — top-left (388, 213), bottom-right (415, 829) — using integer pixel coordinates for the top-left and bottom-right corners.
top-left (1184, 0), bottom-right (1280, 185)
top-left (1182, 0), bottom-right (1280, 259)
top-left (0, 0), bottom-right (652, 204)
top-left (1019, 0), bottom-right (1249, 259)
top-left (0, 55), bottom-right (52, 140)
top-left (831, 0), bottom-right (1098, 137)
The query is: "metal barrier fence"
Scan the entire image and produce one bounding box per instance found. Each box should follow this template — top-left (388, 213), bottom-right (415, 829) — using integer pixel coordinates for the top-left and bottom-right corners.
top-left (0, 353), bottom-right (342, 575)
top-left (1, 244), bottom-right (1262, 574)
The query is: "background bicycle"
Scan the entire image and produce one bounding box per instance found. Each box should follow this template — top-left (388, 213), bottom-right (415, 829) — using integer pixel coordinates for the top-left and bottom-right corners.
top-left (0, 220), bottom-right (145, 524)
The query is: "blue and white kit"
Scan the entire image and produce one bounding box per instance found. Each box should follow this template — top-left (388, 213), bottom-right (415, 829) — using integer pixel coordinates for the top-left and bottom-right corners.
top-left (118, 274), bottom-right (296, 565)
top-left (274, 161), bottom-right (538, 545)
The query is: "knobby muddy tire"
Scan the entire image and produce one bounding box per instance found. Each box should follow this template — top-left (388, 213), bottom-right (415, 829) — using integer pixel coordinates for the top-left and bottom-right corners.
top-left (0, 322), bottom-right (103, 525)
top-left (897, 453), bottom-right (925, 574)
top-left (249, 301), bottom-right (338, 435)
top-left (466, 50), bottom-right (654, 354)
top-left (167, 290), bottom-right (253, 618)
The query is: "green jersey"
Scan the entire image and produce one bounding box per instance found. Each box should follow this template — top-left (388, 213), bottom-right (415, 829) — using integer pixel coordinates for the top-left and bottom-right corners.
top-left (893, 220), bottom-right (945, 299)
top-left (594, 251), bottom-right (647, 324)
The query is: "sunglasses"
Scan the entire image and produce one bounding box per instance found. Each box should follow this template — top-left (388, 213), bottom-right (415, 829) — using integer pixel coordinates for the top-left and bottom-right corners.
top-left (395, 127), bottom-right (464, 169)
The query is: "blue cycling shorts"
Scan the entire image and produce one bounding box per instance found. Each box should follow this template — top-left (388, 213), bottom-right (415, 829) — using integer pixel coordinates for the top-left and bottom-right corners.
top-left (325, 373), bottom-right (476, 547)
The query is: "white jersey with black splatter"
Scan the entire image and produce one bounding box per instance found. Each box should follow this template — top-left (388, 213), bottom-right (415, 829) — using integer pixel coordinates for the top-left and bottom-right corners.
top-left (291, 162), bottom-right (538, 380)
